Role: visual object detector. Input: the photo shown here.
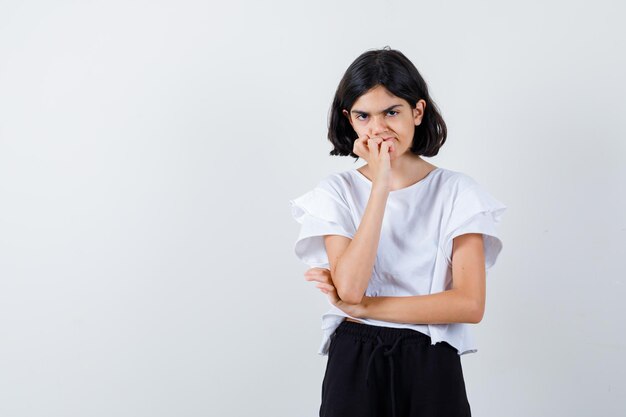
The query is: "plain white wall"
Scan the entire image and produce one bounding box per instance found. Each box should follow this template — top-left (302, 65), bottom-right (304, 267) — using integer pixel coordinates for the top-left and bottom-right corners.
top-left (1, 0), bottom-right (624, 416)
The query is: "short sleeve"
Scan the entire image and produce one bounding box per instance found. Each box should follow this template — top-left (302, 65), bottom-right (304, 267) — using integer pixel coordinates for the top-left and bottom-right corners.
top-left (289, 187), bottom-right (356, 269)
top-left (441, 183), bottom-right (507, 270)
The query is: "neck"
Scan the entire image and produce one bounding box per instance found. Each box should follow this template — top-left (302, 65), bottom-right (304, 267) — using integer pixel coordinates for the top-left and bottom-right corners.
top-left (389, 153), bottom-right (425, 173)
top-left (360, 153), bottom-right (436, 188)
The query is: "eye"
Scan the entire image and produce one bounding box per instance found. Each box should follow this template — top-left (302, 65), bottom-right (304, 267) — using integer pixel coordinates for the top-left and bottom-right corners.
top-left (387, 110), bottom-right (398, 116)
top-left (355, 113), bottom-right (368, 121)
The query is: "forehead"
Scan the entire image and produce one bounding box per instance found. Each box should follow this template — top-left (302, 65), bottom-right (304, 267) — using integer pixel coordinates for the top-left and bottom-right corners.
top-left (351, 85), bottom-right (409, 110)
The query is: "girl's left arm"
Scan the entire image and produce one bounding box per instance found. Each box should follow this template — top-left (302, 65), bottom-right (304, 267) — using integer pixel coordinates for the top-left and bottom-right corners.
top-left (362, 233), bottom-right (486, 324)
top-left (308, 233), bottom-right (486, 324)
top-left (358, 290), bottom-right (481, 324)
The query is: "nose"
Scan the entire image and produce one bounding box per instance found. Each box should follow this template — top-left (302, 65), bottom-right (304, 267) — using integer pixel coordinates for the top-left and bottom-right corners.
top-left (369, 115), bottom-right (389, 137)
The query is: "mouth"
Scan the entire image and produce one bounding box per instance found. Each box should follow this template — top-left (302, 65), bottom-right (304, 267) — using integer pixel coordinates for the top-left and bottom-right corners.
top-left (382, 137), bottom-right (396, 153)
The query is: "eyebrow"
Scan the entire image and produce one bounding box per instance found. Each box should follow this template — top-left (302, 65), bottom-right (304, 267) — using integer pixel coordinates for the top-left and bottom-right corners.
top-left (350, 104), bottom-right (403, 115)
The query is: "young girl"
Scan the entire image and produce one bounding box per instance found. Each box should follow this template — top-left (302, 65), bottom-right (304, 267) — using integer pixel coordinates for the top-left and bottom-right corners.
top-left (289, 47), bottom-right (507, 417)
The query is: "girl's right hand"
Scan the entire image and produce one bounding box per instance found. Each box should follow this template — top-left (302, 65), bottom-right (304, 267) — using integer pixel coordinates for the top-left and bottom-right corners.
top-left (353, 134), bottom-right (394, 192)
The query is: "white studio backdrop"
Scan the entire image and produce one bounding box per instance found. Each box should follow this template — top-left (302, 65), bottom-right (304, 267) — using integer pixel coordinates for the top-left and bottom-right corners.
top-left (0, 1), bottom-right (624, 416)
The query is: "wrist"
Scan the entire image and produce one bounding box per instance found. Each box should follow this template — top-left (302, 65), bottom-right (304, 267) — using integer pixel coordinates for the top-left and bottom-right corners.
top-left (371, 184), bottom-right (390, 196)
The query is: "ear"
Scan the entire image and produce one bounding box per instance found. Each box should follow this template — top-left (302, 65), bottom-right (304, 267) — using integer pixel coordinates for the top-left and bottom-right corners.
top-left (412, 99), bottom-right (426, 126)
top-left (342, 109), bottom-right (354, 128)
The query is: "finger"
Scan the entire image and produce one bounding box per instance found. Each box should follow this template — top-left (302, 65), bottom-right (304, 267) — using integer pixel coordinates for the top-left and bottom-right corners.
top-left (305, 274), bottom-right (324, 282)
top-left (381, 138), bottom-right (394, 152)
top-left (304, 272), bottom-right (332, 283)
top-left (307, 268), bottom-right (330, 277)
top-left (368, 139), bottom-right (380, 157)
top-left (356, 135), bottom-right (370, 145)
top-left (306, 276), bottom-right (327, 284)
top-left (304, 268), bottom-right (330, 278)
top-left (354, 135), bottom-right (368, 150)
top-left (316, 283), bottom-right (336, 292)
top-left (315, 283), bottom-right (331, 290)
top-left (305, 267), bottom-right (328, 274)
top-left (380, 140), bottom-right (392, 156)
top-left (366, 136), bottom-right (382, 148)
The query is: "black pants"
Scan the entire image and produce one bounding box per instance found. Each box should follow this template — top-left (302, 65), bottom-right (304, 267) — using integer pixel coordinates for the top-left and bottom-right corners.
top-left (320, 320), bottom-right (471, 417)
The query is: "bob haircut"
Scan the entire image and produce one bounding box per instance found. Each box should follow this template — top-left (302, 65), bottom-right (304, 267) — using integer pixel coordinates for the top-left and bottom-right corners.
top-left (328, 47), bottom-right (447, 160)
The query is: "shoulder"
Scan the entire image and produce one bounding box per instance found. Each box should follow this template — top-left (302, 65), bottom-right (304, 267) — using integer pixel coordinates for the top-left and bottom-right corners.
top-left (434, 167), bottom-right (481, 197)
top-left (316, 169), bottom-right (354, 189)
top-left (437, 168), bottom-right (507, 220)
top-left (314, 170), bottom-right (355, 202)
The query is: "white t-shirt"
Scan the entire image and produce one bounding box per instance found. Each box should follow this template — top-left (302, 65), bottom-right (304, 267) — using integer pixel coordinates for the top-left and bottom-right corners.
top-left (289, 166), bottom-right (507, 356)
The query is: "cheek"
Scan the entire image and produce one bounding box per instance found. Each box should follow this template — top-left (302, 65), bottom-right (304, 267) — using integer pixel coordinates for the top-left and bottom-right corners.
top-left (352, 124), bottom-right (368, 135)
top-left (395, 120), bottom-right (415, 137)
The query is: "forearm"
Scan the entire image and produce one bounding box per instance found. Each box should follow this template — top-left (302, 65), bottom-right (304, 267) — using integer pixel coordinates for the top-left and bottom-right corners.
top-left (334, 186), bottom-right (389, 304)
top-left (359, 289), bottom-right (482, 324)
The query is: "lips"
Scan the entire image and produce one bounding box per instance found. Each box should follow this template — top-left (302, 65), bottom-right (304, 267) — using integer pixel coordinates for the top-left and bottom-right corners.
top-left (382, 137), bottom-right (396, 152)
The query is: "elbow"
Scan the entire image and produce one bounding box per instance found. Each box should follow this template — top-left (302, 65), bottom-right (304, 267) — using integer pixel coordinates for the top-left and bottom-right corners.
top-left (469, 301), bottom-right (485, 324)
top-left (332, 268), bottom-right (366, 305)
top-left (337, 288), bottom-right (364, 305)
top-left (470, 312), bottom-right (484, 324)
top-left (336, 283), bottom-right (364, 305)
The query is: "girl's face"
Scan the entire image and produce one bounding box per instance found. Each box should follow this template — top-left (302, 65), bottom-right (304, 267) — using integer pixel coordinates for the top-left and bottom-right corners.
top-left (343, 85), bottom-right (425, 160)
